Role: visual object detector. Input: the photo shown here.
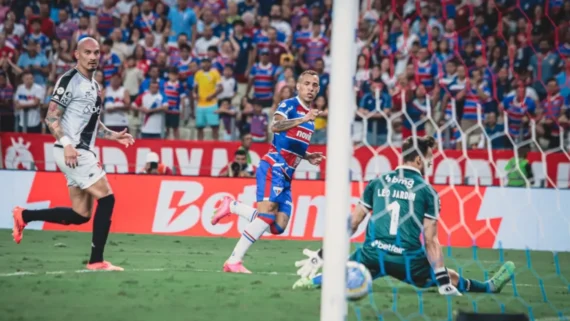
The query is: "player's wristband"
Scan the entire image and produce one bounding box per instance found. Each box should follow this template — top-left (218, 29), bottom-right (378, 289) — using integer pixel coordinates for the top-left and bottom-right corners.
top-left (59, 136), bottom-right (72, 147)
top-left (434, 267), bottom-right (451, 286)
top-left (317, 248), bottom-right (323, 259)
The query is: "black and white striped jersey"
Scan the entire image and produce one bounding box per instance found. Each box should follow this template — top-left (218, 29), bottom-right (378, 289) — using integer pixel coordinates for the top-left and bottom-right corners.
top-left (51, 68), bottom-right (102, 150)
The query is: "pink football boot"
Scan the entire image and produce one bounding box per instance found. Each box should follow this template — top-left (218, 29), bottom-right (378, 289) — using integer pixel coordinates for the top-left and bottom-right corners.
top-left (223, 261), bottom-right (252, 274)
top-left (211, 196), bottom-right (232, 225)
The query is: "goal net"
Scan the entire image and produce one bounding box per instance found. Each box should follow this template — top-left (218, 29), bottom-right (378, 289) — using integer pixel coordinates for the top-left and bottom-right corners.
top-left (325, 1), bottom-right (570, 320)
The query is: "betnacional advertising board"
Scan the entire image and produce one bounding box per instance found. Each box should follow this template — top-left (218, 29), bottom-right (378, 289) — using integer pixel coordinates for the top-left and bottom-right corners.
top-left (0, 171), bottom-right (569, 252)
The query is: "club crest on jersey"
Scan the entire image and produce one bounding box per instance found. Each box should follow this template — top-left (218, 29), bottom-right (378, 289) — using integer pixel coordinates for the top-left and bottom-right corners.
top-left (273, 186), bottom-right (283, 196)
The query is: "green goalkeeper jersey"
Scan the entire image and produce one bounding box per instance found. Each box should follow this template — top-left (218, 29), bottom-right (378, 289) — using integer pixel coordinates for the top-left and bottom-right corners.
top-left (359, 165), bottom-right (440, 255)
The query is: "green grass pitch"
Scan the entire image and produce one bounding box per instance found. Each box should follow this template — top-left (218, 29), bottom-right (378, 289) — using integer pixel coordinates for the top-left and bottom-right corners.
top-left (0, 230), bottom-right (569, 321)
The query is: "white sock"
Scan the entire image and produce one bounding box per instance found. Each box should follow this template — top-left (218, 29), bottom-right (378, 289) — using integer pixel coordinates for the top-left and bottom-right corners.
top-left (230, 201), bottom-right (258, 222)
top-left (227, 217), bottom-right (269, 263)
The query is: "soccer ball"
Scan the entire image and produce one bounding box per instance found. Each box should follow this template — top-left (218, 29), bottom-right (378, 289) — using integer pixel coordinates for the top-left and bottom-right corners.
top-left (345, 261), bottom-right (373, 301)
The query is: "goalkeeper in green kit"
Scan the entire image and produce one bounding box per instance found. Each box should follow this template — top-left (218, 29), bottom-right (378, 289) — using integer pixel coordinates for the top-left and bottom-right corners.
top-left (293, 136), bottom-right (515, 296)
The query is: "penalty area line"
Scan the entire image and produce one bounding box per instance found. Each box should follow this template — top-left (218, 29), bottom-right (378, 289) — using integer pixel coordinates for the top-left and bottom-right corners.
top-left (0, 268), bottom-right (566, 290)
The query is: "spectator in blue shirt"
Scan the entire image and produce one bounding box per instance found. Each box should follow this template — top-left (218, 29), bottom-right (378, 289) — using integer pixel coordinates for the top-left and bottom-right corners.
top-left (480, 112), bottom-right (506, 150)
top-left (314, 58), bottom-right (329, 97)
top-left (17, 41), bottom-right (49, 86)
top-left (495, 67), bottom-right (513, 103)
top-left (556, 56), bottom-right (570, 100)
top-left (530, 39), bottom-right (563, 100)
top-left (168, 0), bottom-right (197, 42)
top-left (238, 0), bottom-right (258, 16)
top-left (139, 65), bottom-right (165, 95)
top-left (359, 89), bottom-right (392, 146)
top-left (231, 20), bottom-right (253, 83)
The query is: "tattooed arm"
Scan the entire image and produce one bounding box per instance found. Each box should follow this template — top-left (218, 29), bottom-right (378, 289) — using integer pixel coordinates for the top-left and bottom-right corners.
top-left (97, 119), bottom-right (117, 140)
top-left (270, 114), bottom-right (310, 133)
top-left (97, 118), bottom-right (135, 147)
top-left (45, 101), bottom-right (66, 141)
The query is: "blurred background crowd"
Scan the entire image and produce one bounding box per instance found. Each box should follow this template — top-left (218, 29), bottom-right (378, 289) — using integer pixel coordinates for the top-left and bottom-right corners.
top-left (0, 0), bottom-right (569, 151)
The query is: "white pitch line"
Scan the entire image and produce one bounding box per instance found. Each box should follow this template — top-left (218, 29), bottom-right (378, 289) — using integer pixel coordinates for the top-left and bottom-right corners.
top-left (0, 268), bottom-right (567, 290)
top-left (0, 268), bottom-right (286, 278)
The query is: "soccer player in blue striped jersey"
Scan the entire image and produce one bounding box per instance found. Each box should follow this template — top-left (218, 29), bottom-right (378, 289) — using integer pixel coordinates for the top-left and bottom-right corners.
top-left (212, 70), bottom-right (325, 273)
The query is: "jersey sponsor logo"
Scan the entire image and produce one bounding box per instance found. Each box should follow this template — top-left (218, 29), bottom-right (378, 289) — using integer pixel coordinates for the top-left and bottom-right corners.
top-left (83, 105), bottom-right (101, 114)
top-left (369, 239), bottom-right (405, 254)
top-left (384, 175), bottom-right (415, 189)
top-left (60, 96), bottom-right (70, 105)
top-left (59, 91), bottom-right (72, 105)
top-left (296, 131), bottom-right (311, 141)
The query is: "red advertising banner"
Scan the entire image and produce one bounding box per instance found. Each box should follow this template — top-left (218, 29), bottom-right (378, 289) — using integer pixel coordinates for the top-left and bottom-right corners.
top-left (2, 133), bottom-right (570, 188)
top-left (22, 172), bottom-right (500, 248)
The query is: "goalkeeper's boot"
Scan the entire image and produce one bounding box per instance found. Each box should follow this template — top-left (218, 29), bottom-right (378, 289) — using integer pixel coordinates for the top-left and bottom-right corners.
top-left (292, 277), bottom-right (317, 290)
top-left (223, 261), bottom-right (252, 274)
top-left (489, 261), bottom-right (515, 293)
top-left (212, 196), bottom-right (232, 225)
top-left (12, 206), bottom-right (26, 244)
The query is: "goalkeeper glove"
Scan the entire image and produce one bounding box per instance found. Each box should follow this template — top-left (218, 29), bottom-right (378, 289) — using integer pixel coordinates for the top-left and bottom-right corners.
top-left (294, 248), bottom-right (323, 279)
top-left (435, 267), bottom-right (462, 296)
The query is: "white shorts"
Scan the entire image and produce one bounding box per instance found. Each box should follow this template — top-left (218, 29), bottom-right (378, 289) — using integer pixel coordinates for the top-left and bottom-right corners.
top-left (53, 147), bottom-right (106, 189)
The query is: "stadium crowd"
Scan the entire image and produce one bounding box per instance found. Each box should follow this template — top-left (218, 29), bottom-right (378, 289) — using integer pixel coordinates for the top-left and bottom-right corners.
top-left (0, 0), bottom-right (569, 151)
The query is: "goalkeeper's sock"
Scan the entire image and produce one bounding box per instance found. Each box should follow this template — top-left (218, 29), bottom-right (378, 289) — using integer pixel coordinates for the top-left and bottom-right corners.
top-left (230, 201), bottom-right (258, 222)
top-left (458, 277), bottom-right (491, 293)
top-left (311, 274), bottom-right (323, 288)
top-left (227, 216), bottom-right (270, 264)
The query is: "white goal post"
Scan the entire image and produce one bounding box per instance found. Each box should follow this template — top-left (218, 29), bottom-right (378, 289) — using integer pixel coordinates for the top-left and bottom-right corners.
top-left (320, 1), bottom-right (359, 321)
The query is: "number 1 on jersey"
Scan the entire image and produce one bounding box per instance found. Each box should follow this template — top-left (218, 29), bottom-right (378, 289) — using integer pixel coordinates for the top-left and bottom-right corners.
top-left (387, 201), bottom-right (400, 235)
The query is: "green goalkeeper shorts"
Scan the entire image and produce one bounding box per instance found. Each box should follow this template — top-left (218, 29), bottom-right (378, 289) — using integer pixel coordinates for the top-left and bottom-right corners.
top-left (349, 247), bottom-right (436, 288)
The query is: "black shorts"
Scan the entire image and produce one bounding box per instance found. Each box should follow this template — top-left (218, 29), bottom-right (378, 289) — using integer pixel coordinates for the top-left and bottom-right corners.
top-left (107, 126), bottom-right (129, 133)
top-left (165, 113), bottom-right (180, 128)
top-left (141, 133), bottom-right (162, 139)
top-left (19, 124), bottom-right (42, 133)
top-left (258, 99), bottom-right (273, 109)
